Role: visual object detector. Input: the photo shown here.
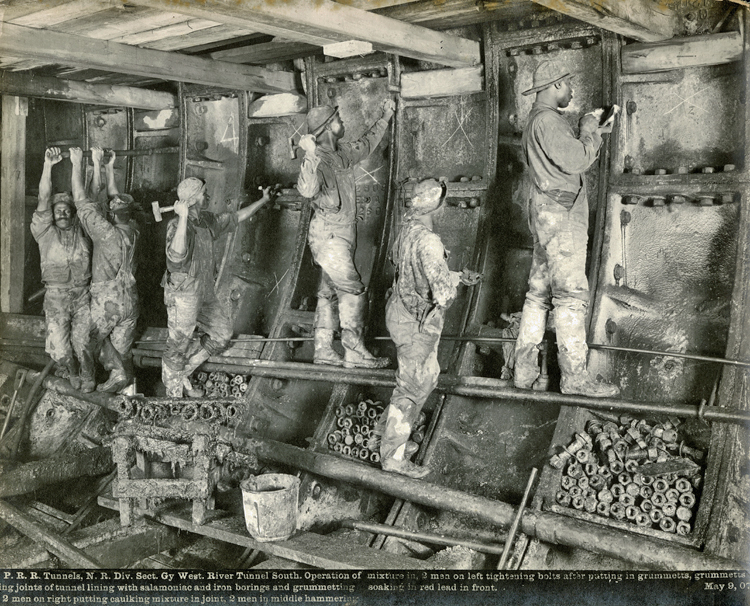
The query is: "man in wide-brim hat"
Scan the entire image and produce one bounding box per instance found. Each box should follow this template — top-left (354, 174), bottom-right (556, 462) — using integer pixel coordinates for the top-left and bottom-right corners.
top-left (513, 59), bottom-right (620, 398)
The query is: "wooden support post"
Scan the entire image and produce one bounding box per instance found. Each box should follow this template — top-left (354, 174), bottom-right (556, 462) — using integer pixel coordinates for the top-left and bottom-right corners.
top-left (0, 95), bottom-right (27, 313)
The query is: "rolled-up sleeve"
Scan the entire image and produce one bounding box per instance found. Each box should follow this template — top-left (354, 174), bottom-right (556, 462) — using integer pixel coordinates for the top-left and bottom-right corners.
top-left (30, 209), bottom-right (54, 242)
top-left (297, 153), bottom-right (321, 199)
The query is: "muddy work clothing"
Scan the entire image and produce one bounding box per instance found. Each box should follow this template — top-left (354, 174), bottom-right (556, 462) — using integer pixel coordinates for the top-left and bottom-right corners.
top-left (297, 114), bottom-right (391, 302)
top-left (514, 99), bottom-right (602, 387)
top-left (31, 209), bottom-right (94, 372)
top-left (381, 221), bottom-right (459, 462)
top-left (162, 210), bottom-right (237, 394)
top-left (76, 198), bottom-right (139, 375)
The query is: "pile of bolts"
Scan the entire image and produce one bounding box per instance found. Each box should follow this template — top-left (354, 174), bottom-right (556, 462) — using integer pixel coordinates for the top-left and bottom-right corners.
top-left (326, 399), bottom-right (428, 465)
top-left (551, 414), bottom-right (703, 536)
top-left (117, 397), bottom-right (241, 426)
top-left (191, 371), bottom-right (249, 399)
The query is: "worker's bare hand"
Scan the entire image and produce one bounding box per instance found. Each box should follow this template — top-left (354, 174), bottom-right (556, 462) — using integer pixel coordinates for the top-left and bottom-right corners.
top-left (69, 147), bottom-right (83, 165)
top-left (460, 268), bottom-right (482, 286)
top-left (174, 199), bottom-right (189, 219)
top-left (91, 147), bottom-right (104, 165)
top-left (382, 98), bottom-right (396, 117)
top-left (45, 147), bottom-right (63, 166)
top-left (597, 122), bottom-right (614, 136)
top-left (106, 149), bottom-right (116, 166)
top-left (299, 134), bottom-right (317, 155)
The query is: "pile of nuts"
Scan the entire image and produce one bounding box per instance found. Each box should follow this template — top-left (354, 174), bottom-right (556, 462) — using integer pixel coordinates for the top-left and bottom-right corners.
top-left (326, 399), bottom-right (428, 464)
top-left (117, 397), bottom-right (242, 426)
top-left (551, 414), bottom-right (703, 536)
top-left (191, 371), bottom-right (248, 399)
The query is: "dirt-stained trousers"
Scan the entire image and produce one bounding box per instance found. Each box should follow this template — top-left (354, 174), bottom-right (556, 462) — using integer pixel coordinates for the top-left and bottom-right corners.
top-left (380, 292), bottom-right (444, 462)
top-left (90, 280), bottom-right (138, 379)
top-left (514, 187), bottom-right (590, 388)
top-left (43, 285), bottom-right (95, 381)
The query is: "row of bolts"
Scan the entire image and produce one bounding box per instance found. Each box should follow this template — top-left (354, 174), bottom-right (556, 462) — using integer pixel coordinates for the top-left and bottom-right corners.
top-left (621, 192), bottom-right (735, 207)
top-left (552, 414), bottom-right (703, 535)
top-left (326, 399), bottom-right (428, 465)
top-left (117, 397), bottom-right (242, 425)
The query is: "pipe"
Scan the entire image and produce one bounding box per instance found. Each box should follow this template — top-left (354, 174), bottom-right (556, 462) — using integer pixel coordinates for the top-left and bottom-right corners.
top-left (497, 466), bottom-right (537, 569)
top-left (589, 343), bottom-right (750, 369)
top-left (0, 446), bottom-right (112, 498)
top-left (340, 519), bottom-right (507, 555)
top-left (25, 371), bottom-right (125, 414)
top-left (247, 438), bottom-right (741, 570)
top-left (0, 499), bottom-right (103, 568)
top-left (135, 354), bottom-right (750, 426)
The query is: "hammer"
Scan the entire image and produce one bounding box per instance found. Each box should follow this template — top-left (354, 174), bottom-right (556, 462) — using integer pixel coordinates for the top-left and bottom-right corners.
top-left (152, 201), bottom-right (175, 222)
top-left (0, 369), bottom-right (27, 443)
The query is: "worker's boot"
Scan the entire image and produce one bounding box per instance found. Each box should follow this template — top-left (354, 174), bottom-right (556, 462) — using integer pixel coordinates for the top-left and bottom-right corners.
top-left (556, 307), bottom-right (619, 398)
top-left (97, 370), bottom-right (129, 394)
top-left (381, 442), bottom-right (430, 479)
top-left (64, 357), bottom-right (81, 390)
top-left (162, 363), bottom-right (184, 398)
top-left (97, 339), bottom-right (129, 393)
top-left (78, 348), bottom-right (96, 394)
top-left (313, 297), bottom-right (344, 366)
top-left (339, 292), bottom-right (389, 369)
top-left (313, 329), bottom-right (344, 366)
top-left (182, 376), bottom-right (204, 398)
top-left (513, 302), bottom-right (548, 389)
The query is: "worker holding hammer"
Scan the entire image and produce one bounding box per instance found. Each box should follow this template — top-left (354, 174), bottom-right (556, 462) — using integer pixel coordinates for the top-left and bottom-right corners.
top-left (30, 147), bottom-right (95, 392)
top-left (296, 99), bottom-right (395, 369)
top-left (378, 179), bottom-right (481, 478)
top-left (513, 60), bottom-right (619, 398)
top-left (70, 146), bottom-right (140, 393)
top-left (161, 178), bottom-right (274, 398)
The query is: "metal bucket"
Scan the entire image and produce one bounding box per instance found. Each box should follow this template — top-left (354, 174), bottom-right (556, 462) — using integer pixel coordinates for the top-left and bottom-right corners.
top-left (240, 473), bottom-right (299, 542)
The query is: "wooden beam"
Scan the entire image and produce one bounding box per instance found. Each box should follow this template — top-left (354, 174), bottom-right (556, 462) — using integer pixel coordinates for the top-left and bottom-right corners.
top-left (0, 23), bottom-right (297, 93)
top-left (622, 31), bottom-right (743, 74)
top-left (113, 18), bottom-right (220, 46)
top-left (127, 0), bottom-right (481, 68)
top-left (400, 66), bottom-right (484, 99)
top-left (8, 0), bottom-right (116, 27)
top-left (0, 69), bottom-right (176, 109)
top-left (210, 39), bottom-right (321, 65)
top-left (531, 0), bottom-right (676, 42)
top-left (1, 96), bottom-right (27, 314)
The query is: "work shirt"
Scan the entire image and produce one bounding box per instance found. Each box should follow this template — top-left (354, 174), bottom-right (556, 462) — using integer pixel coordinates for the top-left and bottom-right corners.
top-left (523, 100), bottom-right (602, 197)
top-left (297, 115), bottom-right (390, 226)
top-left (30, 209), bottom-right (92, 288)
top-left (392, 220), bottom-right (459, 320)
top-left (75, 198), bottom-right (138, 284)
top-left (164, 210), bottom-right (237, 299)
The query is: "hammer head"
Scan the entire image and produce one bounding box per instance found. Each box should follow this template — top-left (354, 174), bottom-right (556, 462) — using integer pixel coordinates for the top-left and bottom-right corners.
top-left (152, 201), bottom-right (163, 222)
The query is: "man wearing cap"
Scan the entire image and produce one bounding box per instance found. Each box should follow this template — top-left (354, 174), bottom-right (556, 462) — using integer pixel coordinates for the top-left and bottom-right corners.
top-left (31, 147), bottom-right (95, 392)
top-left (71, 146), bottom-right (139, 393)
top-left (378, 179), bottom-right (481, 478)
top-left (513, 60), bottom-right (619, 398)
top-left (297, 99), bottom-right (395, 369)
top-left (161, 177), bottom-right (273, 398)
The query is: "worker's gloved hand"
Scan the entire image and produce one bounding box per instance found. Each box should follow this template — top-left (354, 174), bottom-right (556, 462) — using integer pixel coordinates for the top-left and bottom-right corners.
top-left (298, 134), bottom-right (317, 155)
top-left (174, 199), bottom-right (190, 219)
top-left (579, 112), bottom-right (599, 136)
top-left (69, 147), bottom-right (83, 165)
top-left (460, 268), bottom-right (483, 286)
top-left (91, 147), bottom-right (104, 165)
top-left (45, 147), bottom-right (63, 166)
top-left (382, 98), bottom-right (396, 118)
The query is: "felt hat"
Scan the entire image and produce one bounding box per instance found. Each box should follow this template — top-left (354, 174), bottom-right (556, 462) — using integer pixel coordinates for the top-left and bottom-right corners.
top-left (306, 105), bottom-right (339, 137)
top-left (522, 60), bottom-right (570, 96)
top-left (109, 193), bottom-right (135, 212)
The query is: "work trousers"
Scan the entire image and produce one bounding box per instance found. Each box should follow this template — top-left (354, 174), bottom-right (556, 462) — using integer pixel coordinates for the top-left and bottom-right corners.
top-left (380, 293), bottom-right (444, 461)
top-left (90, 280), bottom-right (139, 375)
top-left (514, 188), bottom-right (590, 386)
top-left (43, 285), bottom-right (95, 379)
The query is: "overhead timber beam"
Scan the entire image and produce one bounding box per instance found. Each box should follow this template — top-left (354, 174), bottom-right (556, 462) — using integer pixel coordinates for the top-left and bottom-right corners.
top-left (0, 22), bottom-right (297, 93)
top-left (622, 31), bottom-right (743, 73)
top-left (127, 0), bottom-right (481, 68)
top-left (0, 69), bottom-right (176, 109)
top-left (530, 0), bottom-right (677, 42)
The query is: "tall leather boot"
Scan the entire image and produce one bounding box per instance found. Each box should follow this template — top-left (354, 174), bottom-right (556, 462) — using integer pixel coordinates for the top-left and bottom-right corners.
top-left (556, 307), bottom-right (619, 398)
top-left (64, 356), bottom-right (81, 390)
top-left (182, 348), bottom-right (211, 397)
top-left (513, 300), bottom-right (548, 389)
top-left (339, 292), bottom-right (389, 369)
top-left (78, 345), bottom-right (96, 394)
top-left (313, 296), bottom-right (344, 366)
top-left (97, 339), bottom-right (129, 393)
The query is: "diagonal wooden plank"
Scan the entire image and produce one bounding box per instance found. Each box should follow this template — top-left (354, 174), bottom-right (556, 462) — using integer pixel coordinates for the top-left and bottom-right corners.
top-left (127, 0), bottom-right (480, 67)
top-left (531, 0), bottom-right (677, 42)
top-left (0, 22), bottom-right (297, 93)
top-left (8, 0), bottom-right (116, 27)
top-left (210, 39), bottom-right (321, 65)
top-left (146, 26), bottom-right (260, 52)
top-left (112, 18), bottom-right (220, 45)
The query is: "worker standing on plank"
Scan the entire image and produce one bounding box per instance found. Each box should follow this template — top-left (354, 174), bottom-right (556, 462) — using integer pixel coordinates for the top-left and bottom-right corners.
top-left (161, 177), bottom-right (274, 398)
top-left (513, 60), bottom-right (619, 398)
top-left (30, 147), bottom-right (95, 392)
top-left (297, 99), bottom-right (395, 369)
top-left (379, 179), bottom-right (481, 478)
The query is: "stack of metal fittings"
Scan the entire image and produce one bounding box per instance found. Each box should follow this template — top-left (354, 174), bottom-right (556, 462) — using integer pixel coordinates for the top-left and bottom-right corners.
top-left (191, 371), bottom-right (249, 399)
top-left (551, 414), bottom-right (702, 536)
top-left (325, 399), bottom-right (428, 465)
top-left (116, 396), bottom-right (243, 427)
